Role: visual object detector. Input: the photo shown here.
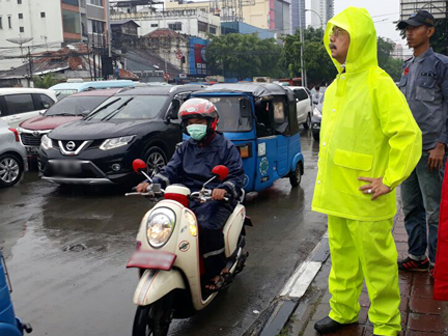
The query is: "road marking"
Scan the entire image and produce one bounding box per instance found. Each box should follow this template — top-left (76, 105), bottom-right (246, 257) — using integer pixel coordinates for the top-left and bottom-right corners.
top-left (280, 231), bottom-right (328, 299)
top-left (280, 261), bottom-right (321, 299)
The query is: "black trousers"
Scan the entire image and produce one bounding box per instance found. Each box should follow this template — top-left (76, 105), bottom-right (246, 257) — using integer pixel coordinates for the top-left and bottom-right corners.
top-left (190, 200), bottom-right (235, 279)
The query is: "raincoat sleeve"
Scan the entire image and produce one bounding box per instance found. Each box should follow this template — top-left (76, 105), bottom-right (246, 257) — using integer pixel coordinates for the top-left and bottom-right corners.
top-left (374, 76), bottom-right (422, 190)
top-left (217, 144), bottom-right (245, 198)
top-left (151, 143), bottom-right (185, 188)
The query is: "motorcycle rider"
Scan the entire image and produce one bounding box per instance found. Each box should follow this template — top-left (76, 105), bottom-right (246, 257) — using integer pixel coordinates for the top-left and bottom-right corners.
top-left (136, 98), bottom-right (244, 291)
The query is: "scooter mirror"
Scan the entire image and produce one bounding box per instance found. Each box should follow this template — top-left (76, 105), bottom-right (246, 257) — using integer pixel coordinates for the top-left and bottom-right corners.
top-left (212, 165), bottom-right (229, 181)
top-left (132, 159), bottom-right (147, 173)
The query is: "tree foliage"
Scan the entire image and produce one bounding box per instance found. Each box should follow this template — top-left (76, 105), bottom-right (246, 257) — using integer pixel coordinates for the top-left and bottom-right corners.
top-left (377, 37), bottom-right (403, 82)
top-left (33, 73), bottom-right (60, 89)
top-left (205, 33), bottom-right (284, 80)
top-left (280, 27), bottom-right (336, 86)
top-left (281, 27), bottom-right (404, 85)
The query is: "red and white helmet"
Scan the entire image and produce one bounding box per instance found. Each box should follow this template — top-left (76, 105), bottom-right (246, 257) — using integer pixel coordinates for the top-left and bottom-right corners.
top-left (178, 98), bottom-right (220, 133)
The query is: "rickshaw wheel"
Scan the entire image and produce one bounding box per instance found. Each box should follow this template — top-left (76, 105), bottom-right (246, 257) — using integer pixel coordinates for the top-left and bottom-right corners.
top-left (290, 162), bottom-right (302, 187)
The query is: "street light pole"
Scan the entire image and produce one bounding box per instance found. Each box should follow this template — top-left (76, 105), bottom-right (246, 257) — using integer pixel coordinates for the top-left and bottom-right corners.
top-left (298, 2), bottom-right (306, 88)
top-left (305, 8), bottom-right (324, 35)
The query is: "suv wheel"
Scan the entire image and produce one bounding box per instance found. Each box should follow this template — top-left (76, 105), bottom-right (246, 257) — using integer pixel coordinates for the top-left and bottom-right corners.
top-left (0, 153), bottom-right (23, 188)
top-left (303, 113), bottom-right (311, 129)
top-left (144, 147), bottom-right (167, 176)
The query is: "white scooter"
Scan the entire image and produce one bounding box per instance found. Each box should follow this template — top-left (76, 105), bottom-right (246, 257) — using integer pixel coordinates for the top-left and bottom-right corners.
top-left (126, 159), bottom-right (251, 336)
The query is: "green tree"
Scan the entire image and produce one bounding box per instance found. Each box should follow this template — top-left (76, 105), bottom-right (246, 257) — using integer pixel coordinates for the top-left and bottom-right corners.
top-left (377, 37), bottom-right (403, 82)
top-left (205, 33), bottom-right (284, 80)
top-left (280, 27), bottom-right (336, 86)
top-left (281, 28), bottom-right (403, 85)
top-left (33, 73), bottom-right (60, 88)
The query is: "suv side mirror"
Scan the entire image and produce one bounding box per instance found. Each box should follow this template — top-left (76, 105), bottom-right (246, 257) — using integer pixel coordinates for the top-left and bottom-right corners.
top-left (166, 100), bottom-right (180, 122)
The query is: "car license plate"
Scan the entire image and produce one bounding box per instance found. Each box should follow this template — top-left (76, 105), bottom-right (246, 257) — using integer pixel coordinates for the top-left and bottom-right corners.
top-left (26, 146), bottom-right (38, 155)
top-left (126, 250), bottom-right (176, 271)
top-left (52, 161), bottom-right (82, 175)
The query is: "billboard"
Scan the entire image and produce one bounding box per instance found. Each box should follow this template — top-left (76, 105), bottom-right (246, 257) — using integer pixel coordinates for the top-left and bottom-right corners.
top-left (189, 37), bottom-right (208, 76)
top-left (400, 0), bottom-right (446, 20)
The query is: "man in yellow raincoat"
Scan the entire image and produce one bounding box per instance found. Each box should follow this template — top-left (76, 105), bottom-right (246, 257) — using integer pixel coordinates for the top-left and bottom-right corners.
top-left (312, 7), bottom-right (422, 336)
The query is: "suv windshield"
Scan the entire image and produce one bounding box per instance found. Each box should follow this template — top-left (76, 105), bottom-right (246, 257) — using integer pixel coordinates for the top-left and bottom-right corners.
top-left (45, 96), bottom-right (108, 117)
top-left (205, 96), bottom-right (252, 132)
top-left (86, 95), bottom-right (168, 121)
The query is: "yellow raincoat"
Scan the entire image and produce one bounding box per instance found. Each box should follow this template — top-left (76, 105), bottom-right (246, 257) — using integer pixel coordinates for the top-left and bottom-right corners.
top-left (312, 8), bottom-right (422, 221)
top-left (311, 7), bottom-right (422, 336)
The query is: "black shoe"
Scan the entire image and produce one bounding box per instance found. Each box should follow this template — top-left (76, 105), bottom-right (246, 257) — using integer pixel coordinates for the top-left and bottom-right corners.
top-left (398, 256), bottom-right (429, 272)
top-left (314, 316), bottom-right (355, 334)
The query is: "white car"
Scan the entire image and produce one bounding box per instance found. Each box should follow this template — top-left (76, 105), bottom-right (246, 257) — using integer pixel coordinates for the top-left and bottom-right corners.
top-left (0, 88), bottom-right (57, 128)
top-left (287, 86), bottom-right (312, 129)
top-left (0, 118), bottom-right (27, 187)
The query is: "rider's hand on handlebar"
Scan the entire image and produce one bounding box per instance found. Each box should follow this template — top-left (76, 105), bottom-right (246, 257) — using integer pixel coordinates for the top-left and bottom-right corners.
top-left (212, 188), bottom-right (227, 201)
top-left (136, 182), bottom-right (150, 193)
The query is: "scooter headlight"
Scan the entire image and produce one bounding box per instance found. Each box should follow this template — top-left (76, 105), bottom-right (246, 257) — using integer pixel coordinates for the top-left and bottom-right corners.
top-left (146, 208), bottom-right (176, 248)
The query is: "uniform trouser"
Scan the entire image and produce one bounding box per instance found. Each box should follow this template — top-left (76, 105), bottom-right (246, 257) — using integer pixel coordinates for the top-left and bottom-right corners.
top-left (328, 216), bottom-right (401, 336)
top-left (190, 200), bottom-right (235, 280)
top-left (401, 152), bottom-right (444, 263)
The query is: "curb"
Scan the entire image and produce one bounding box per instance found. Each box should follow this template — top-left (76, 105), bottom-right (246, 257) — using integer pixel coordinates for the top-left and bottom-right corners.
top-left (243, 231), bottom-right (330, 336)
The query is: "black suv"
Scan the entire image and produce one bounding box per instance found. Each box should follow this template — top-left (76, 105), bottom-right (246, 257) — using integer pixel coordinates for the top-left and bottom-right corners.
top-left (38, 85), bottom-right (202, 185)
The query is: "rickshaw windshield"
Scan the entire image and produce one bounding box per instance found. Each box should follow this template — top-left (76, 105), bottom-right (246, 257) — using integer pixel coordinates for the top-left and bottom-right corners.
top-left (205, 96), bottom-right (252, 132)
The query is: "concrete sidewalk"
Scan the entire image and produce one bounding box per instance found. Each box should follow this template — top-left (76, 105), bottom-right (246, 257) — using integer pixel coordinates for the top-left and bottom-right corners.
top-left (286, 211), bottom-right (448, 336)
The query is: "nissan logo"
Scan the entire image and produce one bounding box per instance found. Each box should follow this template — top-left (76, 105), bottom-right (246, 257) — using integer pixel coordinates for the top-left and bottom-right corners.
top-left (66, 141), bottom-right (76, 151)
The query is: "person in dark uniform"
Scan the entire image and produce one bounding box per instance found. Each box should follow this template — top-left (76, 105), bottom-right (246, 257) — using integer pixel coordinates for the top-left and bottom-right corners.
top-left (396, 10), bottom-right (448, 277)
top-left (136, 98), bottom-right (244, 291)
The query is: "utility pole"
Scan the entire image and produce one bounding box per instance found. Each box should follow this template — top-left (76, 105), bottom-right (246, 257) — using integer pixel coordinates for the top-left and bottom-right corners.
top-left (298, 3), bottom-right (306, 88)
top-left (27, 46), bottom-right (33, 87)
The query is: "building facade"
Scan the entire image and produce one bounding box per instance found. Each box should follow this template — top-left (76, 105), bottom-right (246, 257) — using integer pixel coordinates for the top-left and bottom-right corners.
top-left (0, 0), bottom-right (110, 71)
top-left (310, 0), bottom-right (334, 29)
top-left (165, 0), bottom-right (291, 37)
top-left (290, 0), bottom-right (305, 34)
top-left (110, 8), bottom-right (221, 39)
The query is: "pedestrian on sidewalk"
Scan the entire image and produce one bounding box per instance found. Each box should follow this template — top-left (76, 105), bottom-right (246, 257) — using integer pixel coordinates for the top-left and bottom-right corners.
top-left (434, 155), bottom-right (448, 300)
top-left (312, 7), bottom-right (422, 336)
top-left (396, 10), bottom-right (448, 277)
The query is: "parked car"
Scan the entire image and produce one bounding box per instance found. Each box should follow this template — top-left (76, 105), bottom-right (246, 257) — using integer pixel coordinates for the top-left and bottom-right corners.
top-left (311, 102), bottom-right (323, 141)
top-left (0, 88), bottom-right (57, 128)
top-left (38, 85), bottom-right (203, 185)
top-left (287, 86), bottom-right (312, 129)
top-left (50, 80), bottom-right (136, 100)
top-left (18, 89), bottom-right (123, 167)
top-left (0, 119), bottom-right (27, 188)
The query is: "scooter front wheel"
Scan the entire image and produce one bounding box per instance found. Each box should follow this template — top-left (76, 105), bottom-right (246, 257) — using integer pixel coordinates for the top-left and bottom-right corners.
top-left (132, 293), bottom-right (174, 336)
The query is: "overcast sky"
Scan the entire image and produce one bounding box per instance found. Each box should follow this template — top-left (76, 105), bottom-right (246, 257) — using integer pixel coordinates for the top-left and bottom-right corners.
top-left (306, 0), bottom-right (406, 47)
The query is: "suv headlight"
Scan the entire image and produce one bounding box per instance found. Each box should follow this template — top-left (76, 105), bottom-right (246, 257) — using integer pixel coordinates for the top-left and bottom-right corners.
top-left (146, 208), bottom-right (176, 248)
top-left (313, 108), bottom-right (322, 119)
top-left (99, 135), bottom-right (135, 151)
top-left (41, 134), bottom-right (53, 150)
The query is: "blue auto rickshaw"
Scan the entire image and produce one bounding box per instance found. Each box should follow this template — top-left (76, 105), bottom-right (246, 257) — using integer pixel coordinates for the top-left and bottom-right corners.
top-left (0, 251), bottom-right (32, 335)
top-left (192, 83), bottom-right (304, 192)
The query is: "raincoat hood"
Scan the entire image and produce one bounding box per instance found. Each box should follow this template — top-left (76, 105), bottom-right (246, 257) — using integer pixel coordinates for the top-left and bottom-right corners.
top-left (325, 7), bottom-right (378, 74)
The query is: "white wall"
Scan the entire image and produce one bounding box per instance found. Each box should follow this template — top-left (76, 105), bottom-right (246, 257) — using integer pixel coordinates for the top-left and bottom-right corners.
top-left (0, 0), bottom-right (64, 70)
top-left (110, 9), bottom-right (221, 39)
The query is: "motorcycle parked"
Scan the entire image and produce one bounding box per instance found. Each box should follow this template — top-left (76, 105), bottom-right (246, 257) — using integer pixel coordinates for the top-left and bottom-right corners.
top-left (0, 251), bottom-right (32, 336)
top-left (126, 159), bottom-right (251, 336)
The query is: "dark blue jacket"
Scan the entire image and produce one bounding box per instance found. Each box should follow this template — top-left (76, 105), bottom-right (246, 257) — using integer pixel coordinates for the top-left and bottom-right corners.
top-left (153, 133), bottom-right (244, 197)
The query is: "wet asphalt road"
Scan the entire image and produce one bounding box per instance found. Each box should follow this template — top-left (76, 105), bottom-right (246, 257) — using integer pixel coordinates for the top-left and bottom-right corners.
top-left (0, 130), bottom-right (327, 336)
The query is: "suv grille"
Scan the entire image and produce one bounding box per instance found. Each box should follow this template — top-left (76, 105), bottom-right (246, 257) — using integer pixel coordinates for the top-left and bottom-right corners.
top-left (21, 133), bottom-right (42, 147)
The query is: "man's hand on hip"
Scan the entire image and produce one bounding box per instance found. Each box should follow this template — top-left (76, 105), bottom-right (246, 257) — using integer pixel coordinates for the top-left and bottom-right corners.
top-left (428, 142), bottom-right (446, 170)
top-left (359, 177), bottom-right (391, 201)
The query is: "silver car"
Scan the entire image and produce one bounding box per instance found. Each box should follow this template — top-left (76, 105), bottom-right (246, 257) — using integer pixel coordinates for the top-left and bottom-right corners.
top-left (0, 118), bottom-right (27, 187)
